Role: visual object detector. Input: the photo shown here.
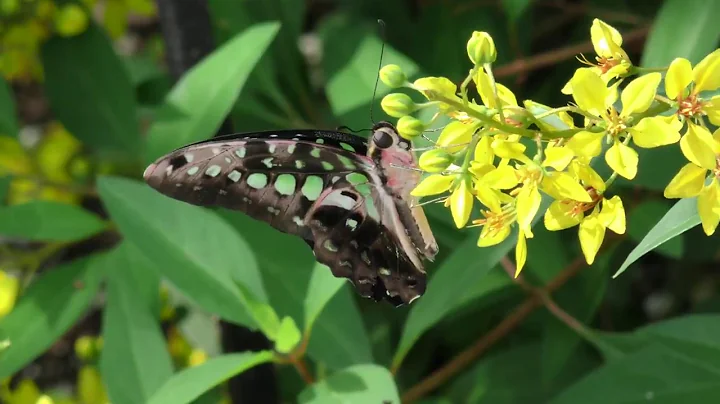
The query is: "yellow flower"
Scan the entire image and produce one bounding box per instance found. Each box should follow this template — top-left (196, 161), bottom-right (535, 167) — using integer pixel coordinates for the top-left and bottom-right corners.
top-left (665, 50), bottom-right (720, 127)
top-left (436, 120), bottom-right (480, 154)
top-left (473, 68), bottom-right (518, 109)
top-left (588, 19), bottom-right (632, 80)
top-left (664, 127), bottom-right (720, 235)
top-left (565, 69), bottom-right (678, 179)
top-left (77, 365), bottom-right (109, 404)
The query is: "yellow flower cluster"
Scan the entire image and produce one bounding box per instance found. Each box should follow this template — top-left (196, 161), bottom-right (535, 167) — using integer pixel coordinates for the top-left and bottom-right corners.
top-left (380, 19), bottom-right (720, 275)
top-left (0, 0), bottom-right (156, 82)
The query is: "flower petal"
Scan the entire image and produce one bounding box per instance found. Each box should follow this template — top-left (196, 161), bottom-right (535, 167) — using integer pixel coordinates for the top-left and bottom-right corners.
top-left (543, 171), bottom-right (592, 202)
top-left (590, 19), bottom-right (624, 59)
top-left (567, 130), bottom-right (605, 157)
top-left (697, 180), bottom-right (720, 235)
top-left (475, 185), bottom-right (502, 212)
top-left (473, 135), bottom-right (494, 166)
top-left (620, 72), bottom-right (661, 117)
top-left (663, 162), bottom-right (707, 198)
top-left (544, 200), bottom-right (583, 231)
top-left (598, 195), bottom-right (626, 234)
top-left (478, 222), bottom-right (511, 247)
top-left (706, 95), bottom-right (720, 126)
top-left (570, 160), bottom-right (606, 192)
top-left (605, 141), bottom-right (639, 179)
top-left (692, 49), bottom-right (720, 94)
top-left (483, 165), bottom-right (518, 189)
top-left (578, 212), bottom-right (605, 265)
top-left (569, 68), bottom-right (609, 115)
top-left (450, 180), bottom-right (473, 228)
top-left (665, 58), bottom-right (692, 100)
top-left (516, 185), bottom-right (541, 235)
top-left (680, 124), bottom-right (717, 170)
top-left (437, 120), bottom-right (479, 154)
top-left (412, 174), bottom-right (455, 197)
top-left (515, 231), bottom-right (527, 277)
top-left (542, 145), bottom-right (574, 171)
top-left (629, 116), bottom-right (681, 148)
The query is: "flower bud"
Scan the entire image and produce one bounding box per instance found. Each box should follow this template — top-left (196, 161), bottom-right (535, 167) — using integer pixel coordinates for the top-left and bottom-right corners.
top-left (55, 4), bottom-right (89, 37)
top-left (437, 120), bottom-right (479, 154)
top-left (396, 116), bottom-right (425, 139)
top-left (379, 64), bottom-right (407, 88)
top-left (419, 149), bottom-right (453, 173)
top-left (467, 31), bottom-right (497, 65)
top-left (381, 93), bottom-right (416, 118)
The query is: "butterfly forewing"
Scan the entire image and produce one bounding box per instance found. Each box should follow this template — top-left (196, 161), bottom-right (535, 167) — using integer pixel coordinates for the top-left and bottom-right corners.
top-left (144, 124), bottom-right (434, 306)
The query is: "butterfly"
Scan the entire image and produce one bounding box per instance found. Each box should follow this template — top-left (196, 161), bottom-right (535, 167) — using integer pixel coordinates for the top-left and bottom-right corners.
top-left (143, 121), bottom-right (438, 306)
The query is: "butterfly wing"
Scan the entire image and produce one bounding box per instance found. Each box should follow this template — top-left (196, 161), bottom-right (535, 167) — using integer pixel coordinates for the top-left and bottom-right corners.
top-left (144, 129), bottom-right (425, 305)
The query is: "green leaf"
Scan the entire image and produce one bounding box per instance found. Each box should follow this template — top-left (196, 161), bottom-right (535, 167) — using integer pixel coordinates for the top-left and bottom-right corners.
top-left (641, 0), bottom-right (720, 67)
top-left (144, 22), bottom-right (281, 164)
top-left (123, 55), bottom-right (165, 87)
top-left (627, 200), bottom-right (683, 259)
top-left (100, 243), bottom-right (173, 404)
top-left (218, 211), bottom-right (372, 369)
top-left (96, 176), bottom-right (266, 328)
top-left (394, 196), bottom-right (551, 369)
top-left (41, 23), bottom-right (140, 155)
top-left (298, 365), bottom-right (399, 404)
top-left (541, 249), bottom-right (611, 384)
top-left (0, 255), bottom-right (104, 378)
top-left (0, 77), bottom-right (17, 138)
top-left (275, 316), bottom-right (302, 354)
top-left (501, 0), bottom-right (532, 21)
top-left (147, 351), bottom-right (275, 404)
top-left (303, 263), bottom-right (345, 333)
top-left (549, 344), bottom-right (720, 404)
top-left (614, 197), bottom-right (700, 278)
top-left (0, 175), bottom-right (11, 202)
top-left (0, 200), bottom-right (106, 242)
top-left (319, 16), bottom-right (419, 121)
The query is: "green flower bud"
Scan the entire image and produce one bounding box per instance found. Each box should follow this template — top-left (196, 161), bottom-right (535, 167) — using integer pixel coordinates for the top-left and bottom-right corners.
top-left (381, 93), bottom-right (416, 118)
top-left (437, 120), bottom-right (479, 154)
top-left (467, 31), bottom-right (497, 65)
top-left (419, 148), bottom-right (453, 173)
top-left (55, 4), bottom-right (89, 37)
top-left (379, 64), bottom-right (407, 88)
top-left (396, 116), bottom-right (425, 140)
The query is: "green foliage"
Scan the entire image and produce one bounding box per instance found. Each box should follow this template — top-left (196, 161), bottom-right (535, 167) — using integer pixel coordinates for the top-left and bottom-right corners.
top-left (1, 1), bottom-right (719, 403)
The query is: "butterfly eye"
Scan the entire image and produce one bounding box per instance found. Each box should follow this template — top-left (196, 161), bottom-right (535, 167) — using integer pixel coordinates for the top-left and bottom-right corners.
top-left (372, 130), bottom-right (394, 149)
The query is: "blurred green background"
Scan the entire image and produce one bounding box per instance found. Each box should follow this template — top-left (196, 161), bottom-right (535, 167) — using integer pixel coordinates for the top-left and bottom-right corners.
top-left (1, 0), bottom-right (720, 403)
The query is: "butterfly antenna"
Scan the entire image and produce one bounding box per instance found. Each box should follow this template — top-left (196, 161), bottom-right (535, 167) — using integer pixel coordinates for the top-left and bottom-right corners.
top-left (337, 125), bottom-right (371, 133)
top-left (369, 19), bottom-right (387, 125)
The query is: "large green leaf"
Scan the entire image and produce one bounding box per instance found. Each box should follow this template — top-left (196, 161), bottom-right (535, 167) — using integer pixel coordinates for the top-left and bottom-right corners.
top-left (147, 351), bottom-right (275, 404)
top-left (298, 365), bottom-right (399, 404)
top-left (218, 211), bottom-right (373, 369)
top-left (392, 230), bottom-right (512, 369)
top-left (144, 22), bottom-right (280, 164)
top-left (0, 255), bottom-right (104, 378)
top-left (41, 24), bottom-right (140, 156)
top-left (100, 243), bottom-right (173, 404)
top-left (394, 195), bottom-right (550, 369)
top-left (614, 197), bottom-right (700, 278)
top-left (626, 200), bottom-right (683, 259)
top-left (641, 0), bottom-right (720, 67)
top-left (550, 343), bottom-right (720, 403)
top-left (0, 77), bottom-right (17, 138)
top-left (0, 200), bottom-right (106, 242)
top-left (96, 176), bottom-right (267, 328)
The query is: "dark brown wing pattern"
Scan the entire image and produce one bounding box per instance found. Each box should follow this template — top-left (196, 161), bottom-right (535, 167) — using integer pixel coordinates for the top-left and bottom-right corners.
top-left (143, 129), bottom-right (427, 306)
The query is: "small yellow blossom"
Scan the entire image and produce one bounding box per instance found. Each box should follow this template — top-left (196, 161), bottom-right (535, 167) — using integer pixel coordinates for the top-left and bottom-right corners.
top-left (566, 69), bottom-right (678, 179)
top-left (664, 127), bottom-right (720, 235)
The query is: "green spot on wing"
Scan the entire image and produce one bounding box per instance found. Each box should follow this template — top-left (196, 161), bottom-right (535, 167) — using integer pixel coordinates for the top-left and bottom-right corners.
top-left (205, 165), bottom-right (221, 177)
top-left (340, 142), bottom-right (355, 152)
top-left (346, 172), bottom-right (368, 185)
top-left (321, 162), bottom-right (334, 170)
top-left (337, 155), bottom-right (356, 170)
top-left (302, 176), bottom-right (324, 201)
top-left (275, 174), bottom-right (297, 196)
top-left (247, 173), bottom-right (268, 189)
top-left (187, 167), bottom-right (199, 175)
top-left (310, 148), bottom-right (321, 158)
